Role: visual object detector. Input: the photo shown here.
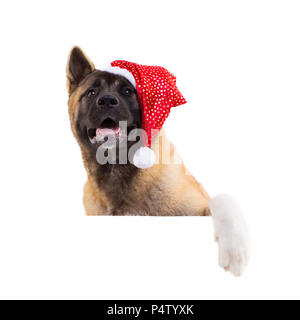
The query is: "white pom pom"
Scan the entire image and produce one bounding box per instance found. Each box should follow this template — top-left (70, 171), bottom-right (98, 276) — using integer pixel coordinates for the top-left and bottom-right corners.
top-left (133, 147), bottom-right (155, 169)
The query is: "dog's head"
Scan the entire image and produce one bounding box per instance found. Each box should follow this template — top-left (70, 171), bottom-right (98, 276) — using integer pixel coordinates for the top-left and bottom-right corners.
top-left (66, 47), bottom-right (142, 162)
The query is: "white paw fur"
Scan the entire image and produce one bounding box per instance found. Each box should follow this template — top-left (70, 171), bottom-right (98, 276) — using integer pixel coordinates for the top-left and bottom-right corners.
top-left (209, 194), bottom-right (250, 277)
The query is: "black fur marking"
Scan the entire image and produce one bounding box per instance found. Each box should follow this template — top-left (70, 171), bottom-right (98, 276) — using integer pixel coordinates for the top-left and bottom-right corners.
top-left (74, 70), bottom-right (143, 211)
top-left (94, 163), bottom-right (139, 213)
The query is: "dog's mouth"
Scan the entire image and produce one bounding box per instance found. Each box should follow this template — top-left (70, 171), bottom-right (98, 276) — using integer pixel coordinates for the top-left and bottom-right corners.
top-left (87, 118), bottom-right (121, 144)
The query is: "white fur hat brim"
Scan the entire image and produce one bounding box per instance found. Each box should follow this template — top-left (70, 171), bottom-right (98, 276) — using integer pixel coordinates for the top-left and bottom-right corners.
top-left (102, 66), bottom-right (136, 88)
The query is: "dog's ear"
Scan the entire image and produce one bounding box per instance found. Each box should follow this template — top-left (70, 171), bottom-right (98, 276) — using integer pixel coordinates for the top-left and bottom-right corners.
top-left (66, 46), bottom-right (95, 95)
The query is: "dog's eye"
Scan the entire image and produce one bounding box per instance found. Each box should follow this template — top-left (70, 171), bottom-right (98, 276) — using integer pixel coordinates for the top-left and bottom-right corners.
top-left (123, 87), bottom-right (132, 96)
top-left (87, 89), bottom-right (96, 97)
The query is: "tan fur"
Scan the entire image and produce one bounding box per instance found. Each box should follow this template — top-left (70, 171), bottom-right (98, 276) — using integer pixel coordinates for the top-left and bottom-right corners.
top-left (80, 129), bottom-right (210, 216)
top-left (67, 47), bottom-right (211, 216)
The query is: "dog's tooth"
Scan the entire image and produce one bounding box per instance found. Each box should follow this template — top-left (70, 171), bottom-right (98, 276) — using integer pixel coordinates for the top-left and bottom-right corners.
top-left (89, 137), bottom-right (96, 144)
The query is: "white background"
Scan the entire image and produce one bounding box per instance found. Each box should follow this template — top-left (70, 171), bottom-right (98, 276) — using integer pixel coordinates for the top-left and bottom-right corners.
top-left (0, 0), bottom-right (299, 299)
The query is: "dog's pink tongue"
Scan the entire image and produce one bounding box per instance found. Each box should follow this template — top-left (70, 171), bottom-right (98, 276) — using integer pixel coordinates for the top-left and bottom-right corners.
top-left (96, 127), bottom-right (120, 136)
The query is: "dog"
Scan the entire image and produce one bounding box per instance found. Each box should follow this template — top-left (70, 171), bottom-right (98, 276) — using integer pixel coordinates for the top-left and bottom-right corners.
top-left (66, 46), bottom-right (250, 276)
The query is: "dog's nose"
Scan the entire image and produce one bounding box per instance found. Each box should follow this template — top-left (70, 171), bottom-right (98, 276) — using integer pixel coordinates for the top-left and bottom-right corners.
top-left (98, 95), bottom-right (119, 107)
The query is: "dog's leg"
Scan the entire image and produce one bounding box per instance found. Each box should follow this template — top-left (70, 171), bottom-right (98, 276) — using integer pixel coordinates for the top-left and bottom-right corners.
top-left (208, 194), bottom-right (250, 277)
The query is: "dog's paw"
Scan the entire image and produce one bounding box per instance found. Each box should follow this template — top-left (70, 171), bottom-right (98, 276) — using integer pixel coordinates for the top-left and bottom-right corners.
top-left (216, 231), bottom-right (249, 277)
top-left (209, 194), bottom-right (250, 277)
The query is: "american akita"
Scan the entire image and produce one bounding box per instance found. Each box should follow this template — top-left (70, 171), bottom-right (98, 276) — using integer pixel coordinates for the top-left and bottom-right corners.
top-left (66, 46), bottom-right (250, 276)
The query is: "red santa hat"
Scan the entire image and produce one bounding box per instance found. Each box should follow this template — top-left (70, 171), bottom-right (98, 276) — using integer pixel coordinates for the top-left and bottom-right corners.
top-left (103, 61), bottom-right (186, 169)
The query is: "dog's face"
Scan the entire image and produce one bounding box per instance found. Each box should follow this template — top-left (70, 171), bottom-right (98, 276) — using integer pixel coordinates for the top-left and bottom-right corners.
top-left (66, 47), bottom-right (141, 160)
